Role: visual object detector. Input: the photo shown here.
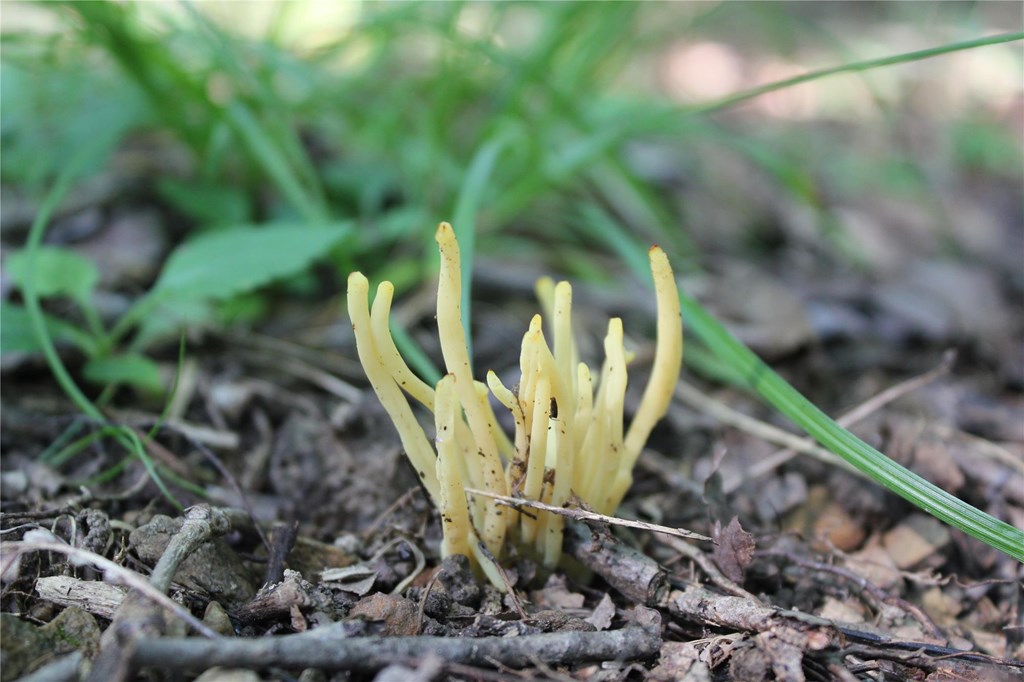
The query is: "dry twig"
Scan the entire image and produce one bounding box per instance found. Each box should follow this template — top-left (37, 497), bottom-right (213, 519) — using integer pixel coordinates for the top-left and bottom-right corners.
top-left (0, 540), bottom-right (215, 638)
top-left (676, 350), bottom-right (957, 495)
top-left (562, 522), bottom-right (669, 605)
top-left (465, 488), bottom-right (711, 542)
top-left (128, 624), bottom-right (662, 674)
top-left (86, 505), bottom-right (229, 681)
top-left (719, 351), bottom-right (956, 493)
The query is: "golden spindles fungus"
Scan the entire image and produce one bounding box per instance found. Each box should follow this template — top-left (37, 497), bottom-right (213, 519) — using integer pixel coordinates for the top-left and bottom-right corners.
top-left (347, 223), bottom-right (682, 586)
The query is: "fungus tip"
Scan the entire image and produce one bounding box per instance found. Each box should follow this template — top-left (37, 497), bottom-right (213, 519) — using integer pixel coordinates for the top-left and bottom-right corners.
top-left (436, 221), bottom-right (455, 242)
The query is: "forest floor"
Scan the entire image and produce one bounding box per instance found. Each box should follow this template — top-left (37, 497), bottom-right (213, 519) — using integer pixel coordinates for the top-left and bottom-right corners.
top-left (2, 165), bottom-right (1022, 680)
top-left (2, 8), bottom-right (1023, 679)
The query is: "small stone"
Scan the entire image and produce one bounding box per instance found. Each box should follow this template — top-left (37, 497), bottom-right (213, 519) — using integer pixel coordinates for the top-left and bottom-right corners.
top-left (882, 514), bottom-right (950, 569)
top-left (203, 601), bottom-right (235, 636)
top-left (812, 502), bottom-right (865, 552)
top-left (920, 587), bottom-right (961, 626)
top-left (129, 514), bottom-right (255, 603)
top-left (41, 606), bottom-right (101, 657)
top-left (0, 607), bottom-right (100, 681)
top-left (846, 536), bottom-right (902, 589)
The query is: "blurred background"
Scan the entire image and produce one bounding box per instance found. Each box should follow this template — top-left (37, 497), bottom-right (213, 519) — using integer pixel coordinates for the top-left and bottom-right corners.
top-left (2, 0), bottom-right (1022, 455)
top-left (3, 1), bottom-right (1020, 338)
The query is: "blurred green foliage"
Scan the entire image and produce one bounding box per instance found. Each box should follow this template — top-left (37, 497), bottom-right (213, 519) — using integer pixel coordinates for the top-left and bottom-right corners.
top-left (1, 1), bottom-right (1022, 556)
top-left (3, 1), bottom-right (1019, 286)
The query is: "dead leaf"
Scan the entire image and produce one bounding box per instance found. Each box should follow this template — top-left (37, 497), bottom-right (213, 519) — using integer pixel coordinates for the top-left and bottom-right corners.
top-left (713, 265), bottom-right (815, 357)
top-left (845, 536), bottom-right (902, 589)
top-left (755, 472), bottom-right (808, 522)
top-left (884, 419), bottom-right (966, 494)
top-left (883, 513), bottom-right (951, 569)
top-left (530, 574), bottom-right (585, 610)
top-left (320, 565), bottom-right (377, 596)
top-left (585, 593), bottom-right (616, 631)
top-left (713, 516), bottom-right (756, 584)
top-left (348, 593), bottom-right (419, 636)
top-left (818, 596), bottom-right (867, 624)
top-left (812, 501), bottom-right (866, 552)
top-left (920, 587), bottom-right (961, 627)
top-left (728, 637), bottom-right (772, 682)
top-left (652, 641), bottom-right (712, 682)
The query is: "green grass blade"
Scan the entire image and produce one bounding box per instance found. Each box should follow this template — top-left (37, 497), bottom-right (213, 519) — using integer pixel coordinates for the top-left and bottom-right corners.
top-left (22, 142), bottom-right (183, 509)
top-left (22, 146), bottom-right (109, 424)
top-left (677, 289), bottom-right (1024, 561)
top-left (182, 3), bottom-right (329, 214)
top-left (120, 427), bottom-right (181, 511)
top-left (145, 332), bottom-right (188, 442)
top-left (390, 322), bottom-right (442, 387)
top-left (451, 133), bottom-right (514, 357)
top-left (689, 32), bottom-right (1024, 116)
top-left (48, 428), bottom-right (112, 469)
top-left (224, 103), bottom-right (328, 224)
top-left (592, 221), bottom-right (1024, 562)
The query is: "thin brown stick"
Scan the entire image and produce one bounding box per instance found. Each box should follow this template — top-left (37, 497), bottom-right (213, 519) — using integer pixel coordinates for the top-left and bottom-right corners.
top-left (465, 489), bottom-right (711, 542)
top-left (130, 624), bottom-right (661, 673)
top-left (658, 535), bottom-right (760, 601)
top-left (721, 350), bottom-right (954, 493)
top-left (86, 505), bottom-right (233, 681)
top-left (676, 351), bottom-right (955, 494)
top-left (0, 541), bottom-right (216, 638)
top-left (264, 521), bottom-right (299, 586)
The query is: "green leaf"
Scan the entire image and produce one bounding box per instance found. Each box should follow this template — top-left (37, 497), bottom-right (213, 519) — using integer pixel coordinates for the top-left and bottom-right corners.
top-left (83, 354), bottom-right (164, 394)
top-left (156, 179), bottom-right (252, 226)
top-left (1, 58), bottom-right (150, 189)
top-left (151, 222), bottom-right (352, 302)
top-left (6, 247), bottom-right (99, 304)
top-left (130, 298), bottom-right (215, 353)
top-left (0, 302), bottom-right (95, 356)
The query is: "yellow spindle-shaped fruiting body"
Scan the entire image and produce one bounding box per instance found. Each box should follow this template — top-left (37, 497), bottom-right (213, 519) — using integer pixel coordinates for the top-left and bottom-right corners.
top-left (347, 224), bottom-right (682, 587)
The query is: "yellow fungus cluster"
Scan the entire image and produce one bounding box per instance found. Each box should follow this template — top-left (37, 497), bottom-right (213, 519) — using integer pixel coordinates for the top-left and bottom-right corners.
top-left (347, 223), bottom-right (682, 583)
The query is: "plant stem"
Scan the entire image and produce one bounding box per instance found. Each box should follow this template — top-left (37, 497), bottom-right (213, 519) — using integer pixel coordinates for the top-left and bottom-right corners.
top-left (689, 32), bottom-right (1024, 116)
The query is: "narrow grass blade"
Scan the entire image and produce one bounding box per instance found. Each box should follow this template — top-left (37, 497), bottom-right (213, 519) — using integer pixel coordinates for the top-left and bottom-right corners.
top-left (452, 133), bottom-right (514, 358)
top-left (677, 288), bottom-right (1024, 561)
top-left (690, 32), bottom-right (1024, 116)
top-left (21, 145), bottom-right (109, 424)
top-left (224, 103), bottom-right (328, 224)
top-left (390, 322), bottom-right (442, 387)
top-left (22, 142), bottom-right (182, 509)
top-left (591, 220), bottom-right (1024, 562)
